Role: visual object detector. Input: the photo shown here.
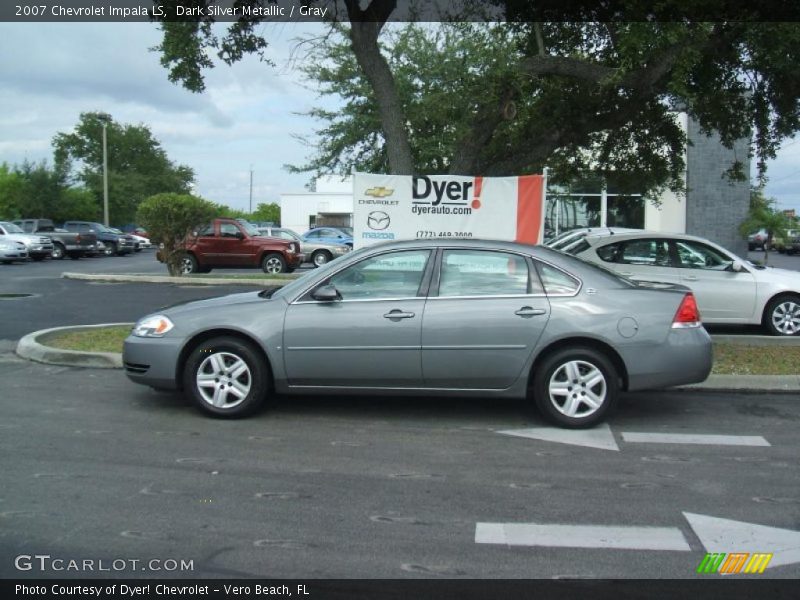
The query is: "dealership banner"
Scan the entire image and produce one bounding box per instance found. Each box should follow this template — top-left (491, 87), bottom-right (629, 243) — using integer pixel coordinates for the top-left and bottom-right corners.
top-left (353, 172), bottom-right (545, 248)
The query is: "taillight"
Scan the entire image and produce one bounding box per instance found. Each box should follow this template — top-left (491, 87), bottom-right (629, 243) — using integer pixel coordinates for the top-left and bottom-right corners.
top-left (76, 234), bottom-right (81, 243)
top-left (672, 293), bottom-right (701, 328)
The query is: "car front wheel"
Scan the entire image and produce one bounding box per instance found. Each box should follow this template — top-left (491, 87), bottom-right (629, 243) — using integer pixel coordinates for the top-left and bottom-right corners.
top-left (311, 250), bottom-right (332, 267)
top-left (532, 347), bottom-right (619, 428)
top-left (764, 295), bottom-right (800, 336)
top-left (183, 336), bottom-right (268, 418)
top-left (261, 253), bottom-right (286, 274)
top-left (51, 243), bottom-right (65, 260)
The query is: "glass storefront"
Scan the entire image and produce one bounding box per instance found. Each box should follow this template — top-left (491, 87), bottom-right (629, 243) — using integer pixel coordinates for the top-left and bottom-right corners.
top-left (544, 182), bottom-right (644, 240)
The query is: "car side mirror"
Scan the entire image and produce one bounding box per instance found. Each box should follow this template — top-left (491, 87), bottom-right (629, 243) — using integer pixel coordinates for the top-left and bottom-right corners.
top-left (729, 260), bottom-right (744, 272)
top-left (311, 284), bottom-right (341, 302)
top-left (235, 231), bottom-right (245, 239)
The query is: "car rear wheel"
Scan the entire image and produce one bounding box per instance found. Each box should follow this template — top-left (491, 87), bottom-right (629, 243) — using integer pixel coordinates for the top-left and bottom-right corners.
top-left (180, 254), bottom-right (198, 275)
top-left (51, 243), bottom-right (65, 260)
top-left (764, 295), bottom-right (800, 336)
top-left (261, 253), bottom-right (286, 274)
top-left (311, 250), bottom-right (333, 267)
top-left (183, 336), bottom-right (268, 418)
top-left (532, 347), bottom-right (619, 428)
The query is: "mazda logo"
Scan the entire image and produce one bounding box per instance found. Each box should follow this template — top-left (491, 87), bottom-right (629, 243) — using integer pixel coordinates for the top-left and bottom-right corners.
top-left (367, 211), bottom-right (391, 230)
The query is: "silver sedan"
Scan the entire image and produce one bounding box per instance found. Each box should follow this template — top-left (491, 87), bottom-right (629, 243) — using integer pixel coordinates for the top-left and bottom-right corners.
top-left (123, 239), bottom-right (712, 428)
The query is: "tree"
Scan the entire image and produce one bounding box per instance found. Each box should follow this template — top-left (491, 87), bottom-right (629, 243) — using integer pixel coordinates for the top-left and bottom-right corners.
top-left (739, 188), bottom-right (793, 265)
top-left (250, 202), bottom-right (280, 224)
top-left (0, 163), bottom-right (25, 219)
top-left (154, 2), bottom-right (800, 200)
top-left (137, 193), bottom-right (218, 276)
top-left (53, 112), bottom-right (195, 225)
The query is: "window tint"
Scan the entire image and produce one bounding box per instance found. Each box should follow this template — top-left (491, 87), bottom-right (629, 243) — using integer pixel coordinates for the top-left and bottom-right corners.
top-left (675, 240), bottom-right (732, 270)
top-left (305, 230), bottom-right (321, 239)
top-left (438, 250), bottom-right (533, 297)
top-left (535, 261), bottom-right (580, 295)
top-left (198, 224), bottom-right (215, 236)
top-left (220, 223), bottom-right (240, 238)
top-left (595, 242), bottom-right (622, 262)
top-left (327, 250), bottom-right (430, 300)
top-left (615, 239), bottom-right (671, 266)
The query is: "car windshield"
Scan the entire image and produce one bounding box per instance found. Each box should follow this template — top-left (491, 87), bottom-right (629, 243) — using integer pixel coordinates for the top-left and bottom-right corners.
top-left (92, 223), bottom-right (111, 233)
top-left (0, 221), bottom-right (25, 233)
top-left (547, 247), bottom-right (637, 288)
top-left (337, 227), bottom-right (353, 236)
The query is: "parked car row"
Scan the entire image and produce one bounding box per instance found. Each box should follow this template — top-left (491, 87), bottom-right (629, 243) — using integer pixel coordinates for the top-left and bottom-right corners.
top-left (549, 228), bottom-right (800, 336)
top-left (0, 219), bottom-right (153, 263)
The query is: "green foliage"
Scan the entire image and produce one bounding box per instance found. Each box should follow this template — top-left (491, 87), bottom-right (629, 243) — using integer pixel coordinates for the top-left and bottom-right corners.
top-left (739, 188), bottom-right (793, 265)
top-left (53, 112), bottom-right (194, 225)
top-left (0, 163), bottom-right (25, 219)
top-left (250, 202), bottom-right (280, 224)
top-left (137, 193), bottom-right (218, 276)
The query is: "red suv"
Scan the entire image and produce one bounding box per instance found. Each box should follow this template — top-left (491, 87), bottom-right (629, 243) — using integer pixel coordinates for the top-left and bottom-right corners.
top-left (166, 218), bottom-right (304, 274)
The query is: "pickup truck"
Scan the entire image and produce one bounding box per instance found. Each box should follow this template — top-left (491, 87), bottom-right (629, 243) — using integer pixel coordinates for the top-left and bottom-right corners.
top-left (0, 221), bottom-right (54, 261)
top-left (14, 218), bottom-right (98, 259)
top-left (161, 218), bottom-right (304, 274)
top-left (63, 221), bottom-right (135, 256)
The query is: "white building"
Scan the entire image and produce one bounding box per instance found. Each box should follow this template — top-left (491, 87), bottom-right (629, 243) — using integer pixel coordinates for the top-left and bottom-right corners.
top-left (280, 175), bottom-right (354, 235)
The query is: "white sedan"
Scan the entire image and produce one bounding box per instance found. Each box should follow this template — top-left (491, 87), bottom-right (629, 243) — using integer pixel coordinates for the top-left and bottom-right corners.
top-left (565, 230), bottom-right (800, 336)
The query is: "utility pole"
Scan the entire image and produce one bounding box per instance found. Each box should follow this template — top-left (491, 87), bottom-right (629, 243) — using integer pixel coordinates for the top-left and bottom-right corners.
top-left (249, 165), bottom-right (254, 214)
top-left (102, 121), bottom-right (109, 226)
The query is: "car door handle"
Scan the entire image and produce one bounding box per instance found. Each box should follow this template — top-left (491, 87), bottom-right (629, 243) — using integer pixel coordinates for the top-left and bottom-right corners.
top-left (383, 309), bottom-right (415, 320)
top-left (684, 275), bottom-right (699, 281)
top-left (515, 306), bottom-right (547, 317)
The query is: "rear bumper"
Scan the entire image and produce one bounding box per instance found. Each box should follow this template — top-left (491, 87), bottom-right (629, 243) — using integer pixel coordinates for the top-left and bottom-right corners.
top-left (624, 326), bottom-right (713, 391)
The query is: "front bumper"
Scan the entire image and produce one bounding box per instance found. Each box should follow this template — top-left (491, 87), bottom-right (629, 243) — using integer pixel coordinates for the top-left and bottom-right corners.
top-left (122, 335), bottom-right (184, 390)
top-left (27, 244), bottom-right (54, 257)
top-left (288, 253), bottom-right (305, 268)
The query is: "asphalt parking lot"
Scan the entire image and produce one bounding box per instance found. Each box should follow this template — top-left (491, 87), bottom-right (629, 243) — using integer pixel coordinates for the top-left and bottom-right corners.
top-left (0, 250), bottom-right (798, 579)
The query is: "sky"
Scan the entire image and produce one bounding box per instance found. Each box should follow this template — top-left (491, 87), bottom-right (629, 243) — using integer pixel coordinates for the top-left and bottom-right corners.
top-left (1, 21), bottom-right (800, 216)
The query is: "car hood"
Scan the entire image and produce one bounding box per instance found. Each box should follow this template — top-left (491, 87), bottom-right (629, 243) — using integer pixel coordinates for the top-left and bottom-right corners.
top-left (158, 290), bottom-right (276, 315)
top-left (751, 265), bottom-right (800, 284)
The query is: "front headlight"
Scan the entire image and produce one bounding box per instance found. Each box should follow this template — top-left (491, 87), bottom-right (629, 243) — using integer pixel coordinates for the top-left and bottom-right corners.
top-left (132, 315), bottom-right (174, 338)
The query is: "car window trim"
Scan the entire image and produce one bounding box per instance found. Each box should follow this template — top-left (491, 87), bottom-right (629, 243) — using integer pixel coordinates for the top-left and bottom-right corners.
top-left (291, 247), bottom-right (435, 304)
top-left (532, 257), bottom-right (583, 297)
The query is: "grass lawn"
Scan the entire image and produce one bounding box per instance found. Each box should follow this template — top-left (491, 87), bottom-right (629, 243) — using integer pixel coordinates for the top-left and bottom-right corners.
top-left (45, 325), bottom-right (132, 354)
top-left (40, 326), bottom-right (800, 377)
top-left (712, 342), bottom-right (800, 375)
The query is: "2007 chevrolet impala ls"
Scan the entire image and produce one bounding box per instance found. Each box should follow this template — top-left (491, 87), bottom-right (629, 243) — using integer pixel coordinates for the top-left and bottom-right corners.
top-left (123, 239), bottom-right (712, 428)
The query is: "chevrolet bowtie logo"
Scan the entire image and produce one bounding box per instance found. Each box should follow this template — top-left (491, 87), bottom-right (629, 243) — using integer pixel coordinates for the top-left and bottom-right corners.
top-left (364, 186), bottom-right (394, 198)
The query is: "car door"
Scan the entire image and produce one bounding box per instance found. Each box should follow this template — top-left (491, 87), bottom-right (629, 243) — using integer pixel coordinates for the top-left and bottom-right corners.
top-left (283, 249), bottom-right (432, 387)
top-left (217, 222), bottom-right (252, 265)
top-left (421, 248), bottom-right (550, 389)
top-left (673, 238), bottom-right (758, 322)
top-left (594, 238), bottom-right (683, 284)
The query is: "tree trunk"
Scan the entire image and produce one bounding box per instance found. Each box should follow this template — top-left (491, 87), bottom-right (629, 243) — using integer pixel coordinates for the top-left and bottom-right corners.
top-left (345, 2), bottom-right (414, 175)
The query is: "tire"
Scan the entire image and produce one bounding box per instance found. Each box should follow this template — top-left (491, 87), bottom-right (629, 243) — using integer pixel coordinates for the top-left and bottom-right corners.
top-left (68, 252), bottom-right (81, 260)
top-left (51, 243), bottom-right (66, 260)
top-left (183, 336), bottom-right (268, 418)
top-left (179, 253), bottom-right (199, 275)
top-left (763, 295), bottom-right (800, 336)
top-left (311, 250), bottom-right (333, 267)
top-left (104, 242), bottom-right (117, 256)
top-left (748, 243), bottom-right (756, 251)
top-left (261, 252), bottom-right (286, 274)
top-left (532, 346), bottom-right (619, 428)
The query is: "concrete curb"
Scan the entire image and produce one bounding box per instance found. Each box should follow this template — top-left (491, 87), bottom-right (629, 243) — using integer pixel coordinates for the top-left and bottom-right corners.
top-left (16, 323), bottom-right (133, 369)
top-left (62, 272), bottom-right (294, 287)
top-left (679, 374), bottom-right (800, 392)
top-left (710, 334), bottom-right (800, 346)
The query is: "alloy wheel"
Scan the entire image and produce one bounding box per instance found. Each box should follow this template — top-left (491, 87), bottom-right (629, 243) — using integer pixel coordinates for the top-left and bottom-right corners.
top-left (195, 352), bottom-right (252, 410)
top-left (547, 359), bottom-right (607, 419)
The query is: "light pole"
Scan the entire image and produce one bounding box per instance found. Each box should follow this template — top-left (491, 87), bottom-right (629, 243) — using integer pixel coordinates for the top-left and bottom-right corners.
top-left (249, 165), bottom-right (253, 214)
top-left (102, 121), bottom-right (109, 227)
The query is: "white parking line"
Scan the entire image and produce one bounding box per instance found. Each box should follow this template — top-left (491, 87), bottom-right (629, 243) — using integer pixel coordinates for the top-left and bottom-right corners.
top-left (475, 522), bottom-right (691, 551)
top-left (621, 433), bottom-right (770, 446)
top-left (496, 423), bottom-right (619, 451)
